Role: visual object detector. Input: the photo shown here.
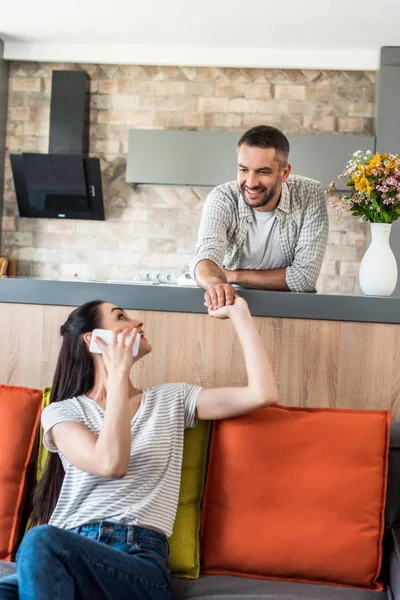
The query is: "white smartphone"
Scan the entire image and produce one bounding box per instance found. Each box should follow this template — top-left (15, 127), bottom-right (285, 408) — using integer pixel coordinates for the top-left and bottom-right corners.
top-left (89, 329), bottom-right (141, 357)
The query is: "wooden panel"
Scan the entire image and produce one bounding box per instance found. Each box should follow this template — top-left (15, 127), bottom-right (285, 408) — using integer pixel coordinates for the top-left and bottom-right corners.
top-left (1, 303), bottom-right (400, 419)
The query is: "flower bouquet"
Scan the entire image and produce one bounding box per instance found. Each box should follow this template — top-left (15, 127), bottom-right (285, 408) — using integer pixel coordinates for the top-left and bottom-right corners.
top-left (328, 150), bottom-right (400, 223)
top-left (328, 150), bottom-right (400, 296)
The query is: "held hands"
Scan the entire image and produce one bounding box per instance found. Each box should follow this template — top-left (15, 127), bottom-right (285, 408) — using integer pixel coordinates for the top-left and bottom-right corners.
top-left (204, 282), bottom-right (237, 311)
top-left (95, 328), bottom-right (138, 376)
top-left (207, 295), bottom-right (250, 320)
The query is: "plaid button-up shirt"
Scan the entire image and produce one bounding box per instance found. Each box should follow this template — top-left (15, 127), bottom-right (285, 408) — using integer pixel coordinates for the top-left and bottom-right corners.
top-left (190, 174), bottom-right (329, 292)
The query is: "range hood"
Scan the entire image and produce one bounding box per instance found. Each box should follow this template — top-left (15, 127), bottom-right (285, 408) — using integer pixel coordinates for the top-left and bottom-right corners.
top-left (10, 70), bottom-right (105, 220)
top-left (126, 129), bottom-right (376, 191)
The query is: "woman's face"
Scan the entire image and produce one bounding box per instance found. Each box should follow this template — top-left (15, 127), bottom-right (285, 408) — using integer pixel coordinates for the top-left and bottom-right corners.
top-left (97, 303), bottom-right (152, 359)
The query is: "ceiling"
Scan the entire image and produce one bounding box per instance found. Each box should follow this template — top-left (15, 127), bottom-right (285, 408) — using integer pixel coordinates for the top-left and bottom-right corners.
top-left (0, 0), bottom-right (399, 70)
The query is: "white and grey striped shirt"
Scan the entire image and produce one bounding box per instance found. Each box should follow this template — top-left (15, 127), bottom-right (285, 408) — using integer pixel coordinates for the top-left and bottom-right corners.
top-left (190, 175), bottom-right (329, 292)
top-left (41, 383), bottom-right (202, 537)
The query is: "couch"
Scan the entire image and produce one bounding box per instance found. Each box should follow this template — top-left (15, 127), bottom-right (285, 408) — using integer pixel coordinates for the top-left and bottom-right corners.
top-left (1, 421), bottom-right (400, 599)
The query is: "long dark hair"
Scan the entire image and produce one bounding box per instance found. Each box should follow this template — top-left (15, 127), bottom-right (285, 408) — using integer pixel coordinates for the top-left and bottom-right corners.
top-left (30, 300), bottom-right (104, 526)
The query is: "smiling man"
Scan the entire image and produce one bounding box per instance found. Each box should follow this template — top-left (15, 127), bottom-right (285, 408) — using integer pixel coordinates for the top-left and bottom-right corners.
top-left (191, 125), bottom-right (329, 309)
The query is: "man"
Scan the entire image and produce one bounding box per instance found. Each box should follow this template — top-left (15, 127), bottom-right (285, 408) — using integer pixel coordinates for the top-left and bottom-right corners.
top-left (190, 125), bottom-right (329, 309)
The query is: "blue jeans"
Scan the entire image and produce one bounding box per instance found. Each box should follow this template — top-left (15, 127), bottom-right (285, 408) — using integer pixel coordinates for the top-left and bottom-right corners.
top-left (0, 522), bottom-right (171, 600)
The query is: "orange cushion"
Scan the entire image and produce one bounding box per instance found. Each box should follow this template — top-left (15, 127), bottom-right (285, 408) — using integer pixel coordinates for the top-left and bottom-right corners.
top-left (0, 385), bottom-right (42, 561)
top-left (200, 405), bottom-right (390, 590)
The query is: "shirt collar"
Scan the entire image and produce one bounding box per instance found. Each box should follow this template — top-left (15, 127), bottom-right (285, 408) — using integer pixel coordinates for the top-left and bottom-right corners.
top-left (237, 181), bottom-right (290, 218)
top-left (277, 181), bottom-right (290, 214)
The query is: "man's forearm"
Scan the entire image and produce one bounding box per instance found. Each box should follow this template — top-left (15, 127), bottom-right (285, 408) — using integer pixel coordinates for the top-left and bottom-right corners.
top-left (195, 259), bottom-right (228, 291)
top-left (227, 267), bottom-right (290, 291)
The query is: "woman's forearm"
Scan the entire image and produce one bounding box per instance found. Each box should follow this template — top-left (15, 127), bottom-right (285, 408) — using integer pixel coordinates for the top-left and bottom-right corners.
top-left (230, 306), bottom-right (278, 403)
top-left (94, 373), bottom-right (132, 478)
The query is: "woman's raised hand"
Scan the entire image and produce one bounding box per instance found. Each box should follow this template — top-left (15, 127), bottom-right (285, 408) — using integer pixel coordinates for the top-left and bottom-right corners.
top-left (206, 296), bottom-right (250, 320)
top-left (95, 328), bottom-right (138, 376)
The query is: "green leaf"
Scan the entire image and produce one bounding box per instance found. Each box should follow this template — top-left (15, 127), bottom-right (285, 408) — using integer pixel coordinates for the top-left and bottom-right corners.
top-left (380, 208), bottom-right (389, 221)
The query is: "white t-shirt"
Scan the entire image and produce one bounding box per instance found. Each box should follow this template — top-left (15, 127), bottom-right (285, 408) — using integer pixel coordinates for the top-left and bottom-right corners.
top-left (238, 209), bottom-right (285, 270)
top-left (41, 382), bottom-right (202, 537)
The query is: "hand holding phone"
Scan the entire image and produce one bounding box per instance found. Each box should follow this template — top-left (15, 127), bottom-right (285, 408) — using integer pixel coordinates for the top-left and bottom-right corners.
top-left (89, 329), bottom-right (141, 357)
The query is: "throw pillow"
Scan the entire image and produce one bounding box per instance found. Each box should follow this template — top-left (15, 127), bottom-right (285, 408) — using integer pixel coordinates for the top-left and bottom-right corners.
top-left (37, 386), bottom-right (51, 480)
top-left (200, 404), bottom-right (390, 590)
top-left (169, 419), bottom-right (211, 578)
top-left (0, 385), bottom-right (42, 561)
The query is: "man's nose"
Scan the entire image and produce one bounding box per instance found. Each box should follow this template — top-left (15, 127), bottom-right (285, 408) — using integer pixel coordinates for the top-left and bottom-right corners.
top-left (246, 172), bottom-right (259, 188)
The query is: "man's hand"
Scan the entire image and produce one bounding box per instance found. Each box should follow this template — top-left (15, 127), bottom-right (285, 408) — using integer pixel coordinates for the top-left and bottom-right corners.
top-left (195, 259), bottom-right (238, 309)
top-left (204, 283), bottom-right (237, 311)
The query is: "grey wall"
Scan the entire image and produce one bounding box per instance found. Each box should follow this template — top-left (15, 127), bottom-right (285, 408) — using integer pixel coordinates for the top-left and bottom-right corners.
top-left (0, 40), bottom-right (9, 252)
top-left (376, 47), bottom-right (400, 296)
top-left (127, 129), bottom-right (374, 191)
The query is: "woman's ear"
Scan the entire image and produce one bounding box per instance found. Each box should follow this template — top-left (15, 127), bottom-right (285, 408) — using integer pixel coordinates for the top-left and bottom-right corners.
top-left (83, 332), bottom-right (92, 348)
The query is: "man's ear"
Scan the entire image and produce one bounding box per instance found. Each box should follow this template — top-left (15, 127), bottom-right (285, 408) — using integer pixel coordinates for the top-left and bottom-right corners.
top-left (281, 162), bottom-right (291, 182)
top-left (83, 332), bottom-right (92, 348)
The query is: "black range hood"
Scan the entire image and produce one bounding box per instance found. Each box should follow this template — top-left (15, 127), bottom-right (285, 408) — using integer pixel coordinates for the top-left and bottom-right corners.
top-left (10, 70), bottom-right (105, 221)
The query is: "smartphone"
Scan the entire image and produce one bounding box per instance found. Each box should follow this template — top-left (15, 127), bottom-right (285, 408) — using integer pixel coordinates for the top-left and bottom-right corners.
top-left (89, 329), bottom-right (141, 357)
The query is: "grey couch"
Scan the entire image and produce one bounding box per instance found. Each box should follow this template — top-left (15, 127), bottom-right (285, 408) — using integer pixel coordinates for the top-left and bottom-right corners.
top-left (2, 422), bottom-right (400, 600)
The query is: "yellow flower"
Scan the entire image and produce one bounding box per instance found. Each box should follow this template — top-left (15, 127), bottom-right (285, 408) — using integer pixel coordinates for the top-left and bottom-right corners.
top-left (365, 153), bottom-right (383, 175)
top-left (354, 175), bottom-right (372, 195)
top-left (352, 164), bottom-right (365, 183)
top-left (385, 158), bottom-right (397, 174)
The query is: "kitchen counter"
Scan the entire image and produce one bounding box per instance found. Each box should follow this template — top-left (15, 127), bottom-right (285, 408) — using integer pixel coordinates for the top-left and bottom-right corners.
top-left (2, 277), bottom-right (400, 416)
top-left (0, 277), bottom-right (399, 324)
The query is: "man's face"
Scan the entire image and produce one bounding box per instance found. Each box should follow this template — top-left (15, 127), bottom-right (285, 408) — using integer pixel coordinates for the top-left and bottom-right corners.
top-left (237, 144), bottom-right (290, 210)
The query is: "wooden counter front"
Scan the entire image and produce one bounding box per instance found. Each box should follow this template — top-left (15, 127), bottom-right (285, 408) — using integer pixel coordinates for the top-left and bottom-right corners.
top-left (1, 303), bottom-right (399, 418)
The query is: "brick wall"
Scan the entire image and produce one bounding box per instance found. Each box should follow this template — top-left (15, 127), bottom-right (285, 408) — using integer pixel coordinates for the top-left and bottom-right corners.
top-left (1, 62), bottom-right (373, 292)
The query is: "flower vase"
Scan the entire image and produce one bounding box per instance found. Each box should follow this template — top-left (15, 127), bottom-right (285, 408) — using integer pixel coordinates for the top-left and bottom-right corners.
top-left (359, 223), bottom-right (398, 296)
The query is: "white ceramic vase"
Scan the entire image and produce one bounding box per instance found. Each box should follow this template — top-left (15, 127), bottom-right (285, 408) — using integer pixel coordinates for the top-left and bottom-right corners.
top-left (359, 223), bottom-right (398, 296)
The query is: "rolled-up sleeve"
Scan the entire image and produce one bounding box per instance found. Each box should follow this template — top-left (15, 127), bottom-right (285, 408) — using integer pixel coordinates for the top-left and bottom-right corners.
top-left (189, 188), bottom-right (231, 279)
top-left (285, 183), bottom-right (329, 292)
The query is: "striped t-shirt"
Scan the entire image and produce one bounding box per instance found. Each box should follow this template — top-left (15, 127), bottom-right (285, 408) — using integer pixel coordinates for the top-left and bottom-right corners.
top-left (41, 382), bottom-right (202, 537)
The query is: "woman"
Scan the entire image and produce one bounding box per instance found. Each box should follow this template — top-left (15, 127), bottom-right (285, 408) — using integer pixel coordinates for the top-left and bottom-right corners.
top-left (0, 296), bottom-right (278, 600)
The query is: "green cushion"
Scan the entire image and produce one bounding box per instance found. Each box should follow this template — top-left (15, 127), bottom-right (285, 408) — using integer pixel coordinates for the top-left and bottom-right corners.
top-left (168, 419), bottom-right (211, 578)
top-left (25, 386), bottom-right (51, 533)
top-left (37, 387), bottom-right (211, 579)
top-left (37, 386), bottom-right (51, 480)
